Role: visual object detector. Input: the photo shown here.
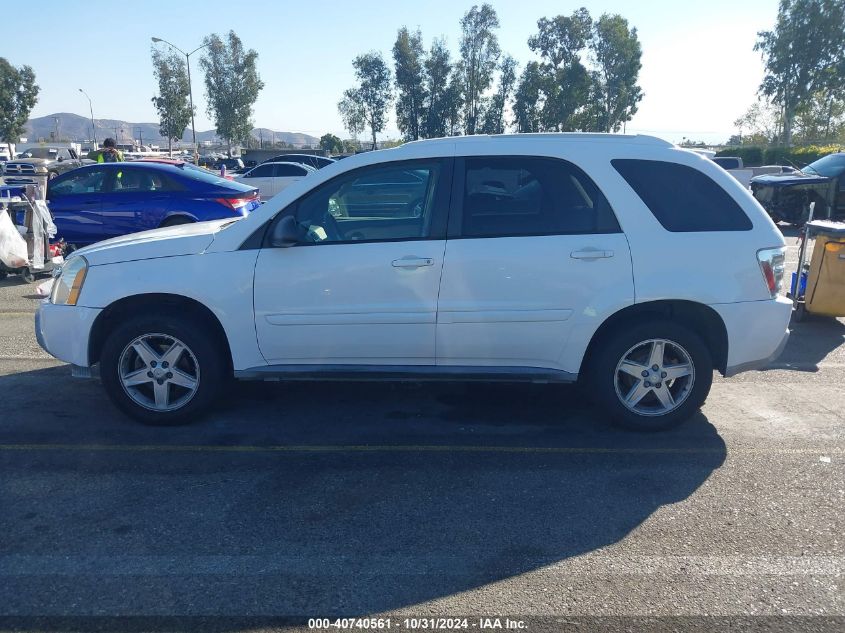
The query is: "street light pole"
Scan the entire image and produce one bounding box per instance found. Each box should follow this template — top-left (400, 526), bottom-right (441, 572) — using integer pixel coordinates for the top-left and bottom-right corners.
top-left (151, 37), bottom-right (208, 162)
top-left (79, 89), bottom-right (97, 145)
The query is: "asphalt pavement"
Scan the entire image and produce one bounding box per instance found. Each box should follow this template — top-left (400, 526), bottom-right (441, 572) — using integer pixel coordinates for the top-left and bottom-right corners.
top-left (0, 231), bottom-right (843, 631)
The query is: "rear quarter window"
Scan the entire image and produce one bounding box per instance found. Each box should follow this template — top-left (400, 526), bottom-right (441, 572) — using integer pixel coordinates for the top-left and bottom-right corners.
top-left (612, 159), bottom-right (753, 232)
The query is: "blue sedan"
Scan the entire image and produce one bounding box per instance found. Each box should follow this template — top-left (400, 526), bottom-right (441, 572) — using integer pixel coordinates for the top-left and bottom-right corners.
top-left (46, 160), bottom-right (260, 246)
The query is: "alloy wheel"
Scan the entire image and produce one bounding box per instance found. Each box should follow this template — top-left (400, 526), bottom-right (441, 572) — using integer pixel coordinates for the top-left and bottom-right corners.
top-left (118, 333), bottom-right (201, 412)
top-left (613, 338), bottom-right (695, 417)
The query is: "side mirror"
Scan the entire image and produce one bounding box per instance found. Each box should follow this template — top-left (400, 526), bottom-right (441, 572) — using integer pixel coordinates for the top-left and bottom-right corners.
top-left (57, 155), bottom-right (64, 162)
top-left (269, 215), bottom-right (299, 248)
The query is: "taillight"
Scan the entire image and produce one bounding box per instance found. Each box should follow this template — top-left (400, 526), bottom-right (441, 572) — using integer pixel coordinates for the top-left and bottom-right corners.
top-left (215, 192), bottom-right (258, 213)
top-left (757, 246), bottom-right (786, 298)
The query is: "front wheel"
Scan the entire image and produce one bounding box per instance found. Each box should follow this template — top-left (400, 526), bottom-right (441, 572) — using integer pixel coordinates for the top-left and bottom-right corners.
top-left (587, 321), bottom-right (713, 431)
top-left (100, 315), bottom-right (226, 425)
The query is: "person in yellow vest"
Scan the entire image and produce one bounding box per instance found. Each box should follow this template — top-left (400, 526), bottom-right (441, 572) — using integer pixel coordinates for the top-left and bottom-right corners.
top-left (88, 138), bottom-right (124, 163)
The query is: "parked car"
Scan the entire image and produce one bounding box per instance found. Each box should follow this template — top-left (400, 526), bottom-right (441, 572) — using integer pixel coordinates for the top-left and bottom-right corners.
top-left (712, 156), bottom-right (795, 177)
top-left (215, 157), bottom-right (245, 174)
top-left (3, 147), bottom-right (92, 184)
top-left (45, 160), bottom-right (260, 246)
top-left (235, 161), bottom-right (315, 198)
top-left (751, 152), bottom-right (845, 225)
top-left (36, 133), bottom-right (791, 430)
top-left (261, 153), bottom-right (336, 169)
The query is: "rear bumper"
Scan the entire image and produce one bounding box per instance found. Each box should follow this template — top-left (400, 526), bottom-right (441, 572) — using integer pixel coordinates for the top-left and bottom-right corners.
top-left (711, 296), bottom-right (792, 377)
top-left (35, 300), bottom-right (101, 367)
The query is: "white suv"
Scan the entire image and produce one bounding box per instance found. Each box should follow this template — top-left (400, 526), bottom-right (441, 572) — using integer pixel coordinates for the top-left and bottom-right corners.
top-left (36, 134), bottom-right (791, 430)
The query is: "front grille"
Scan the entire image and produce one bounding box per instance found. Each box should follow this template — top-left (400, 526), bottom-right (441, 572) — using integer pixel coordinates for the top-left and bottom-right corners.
top-left (4, 163), bottom-right (37, 175)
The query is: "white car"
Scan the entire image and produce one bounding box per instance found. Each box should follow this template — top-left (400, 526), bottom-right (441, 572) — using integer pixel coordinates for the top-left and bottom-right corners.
top-left (235, 161), bottom-right (315, 198)
top-left (36, 134), bottom-right (792, 430)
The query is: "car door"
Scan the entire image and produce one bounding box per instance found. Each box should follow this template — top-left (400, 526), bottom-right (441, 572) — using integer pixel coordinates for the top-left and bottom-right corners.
top-left (273, 163), bottom-right (309, 193)
top-left (253, 158), bottom-right (451, 365)
top-left (46, 166), bottom-right (109, 245)
top-left (98, 166), bottom-right (174, 240)
top-left (436, 155), bottom-right (634, 373)
top-left (240, 164), bottom-right (277, 198)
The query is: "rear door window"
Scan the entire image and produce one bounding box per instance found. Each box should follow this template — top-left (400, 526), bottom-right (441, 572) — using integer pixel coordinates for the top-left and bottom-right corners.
top-left (459, 156), bottom-right (620, 238)
top-left (112, 168), bottom-right (182, 193)
top-left (275, 164), bottom-right (308, 177)
top-left (247, 164), bottom-right (274, 178)
top-left (612, 159), bottom-right (752, 231)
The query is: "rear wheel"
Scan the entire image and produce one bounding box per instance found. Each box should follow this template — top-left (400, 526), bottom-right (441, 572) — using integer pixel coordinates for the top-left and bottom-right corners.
top-left (588, 321), bottom-right (713, 431)
top-left (100, 315), bottom-right (226, 425)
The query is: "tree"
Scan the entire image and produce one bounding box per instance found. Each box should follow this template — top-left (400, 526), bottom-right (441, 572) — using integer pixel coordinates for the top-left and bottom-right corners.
top-left (444, 75), bottom-right (465, 136)
top-left (480, 55), bottom-right (517, 134)
top-left (199, 31), bottom-right (264, 155)
top-left (733, 100), bottom-right (783, 144)
top-left (338, 52), bottom-right (393, 150)
top-left (794, 89), bottom-right (845, 142)
top-left (513, 61), bottom-right (545, 133)
top-left (422, 38), bottom-right (454, 138)
top-left (338, 88), bottom-right (367, 140)
top-left (319, 133), bottom-right (344, 154)
top-left (0, 58), bottom-right (39, 158)
top-left (393, 28), bottom-right (427, 141)
top-left (528, 10), bottom-right (592, 70)
top-left (151, 48), bottom-right (192, 156)
top-left (589, 14), bottom-right (643, 133)
top-left (527, 9), bottom-right (593, 132)
top-left (342, 138), bottom-right (361, 153)
top-left (458, 4), bottom-right (501, 134)
top-left (755, 0), bottom-right (845, 145)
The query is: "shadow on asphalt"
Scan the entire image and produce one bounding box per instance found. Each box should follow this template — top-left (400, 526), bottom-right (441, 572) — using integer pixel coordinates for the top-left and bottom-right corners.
top-left (0, 366), bottom-right (727, 625)
top-left (771, 315), bottom-right (845, 372)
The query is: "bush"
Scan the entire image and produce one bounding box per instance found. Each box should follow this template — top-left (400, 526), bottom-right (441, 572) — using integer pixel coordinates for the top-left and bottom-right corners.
top-left (717, 145), bottom-right (842, 168)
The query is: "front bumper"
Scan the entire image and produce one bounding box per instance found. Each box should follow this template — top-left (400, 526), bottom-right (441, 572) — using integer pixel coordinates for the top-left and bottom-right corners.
top-left (35, 300), bottom-right (102, 367)
top-left (712, 296), bottom-right (793, 377)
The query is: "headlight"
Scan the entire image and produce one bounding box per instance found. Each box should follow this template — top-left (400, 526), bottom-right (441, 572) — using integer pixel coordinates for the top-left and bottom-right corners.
top-left (35, 166), bottom-right (49, 174)
top-left (50, 256), bottom-right (88, 305)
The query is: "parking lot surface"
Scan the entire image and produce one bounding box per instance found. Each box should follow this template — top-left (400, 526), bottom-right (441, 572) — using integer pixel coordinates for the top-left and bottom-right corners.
top-left (0, 233), bottom-right (843, 630)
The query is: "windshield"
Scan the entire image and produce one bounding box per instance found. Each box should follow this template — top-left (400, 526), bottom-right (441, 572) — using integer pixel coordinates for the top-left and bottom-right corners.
top-left (21, 148), bottom-right (57, 159)
top-left (803, 153), bottom-right (845, 177)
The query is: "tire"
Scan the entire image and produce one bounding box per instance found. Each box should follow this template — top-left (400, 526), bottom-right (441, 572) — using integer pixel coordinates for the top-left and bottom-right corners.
top-left (20, 268), bottom-right (36, 284)
top-left (160, 216), bottom-right (194, 228)
top-left (100, 315), bottom-right (226, 425)
top-left (0, 271), bottom-right (8, 281)
top-left (587, 320), bottom-right (713, 431)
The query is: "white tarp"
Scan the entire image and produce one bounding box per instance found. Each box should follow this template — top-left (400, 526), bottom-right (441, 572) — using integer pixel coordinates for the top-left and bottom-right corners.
top-left (0, 210), bottom-right (28, 268)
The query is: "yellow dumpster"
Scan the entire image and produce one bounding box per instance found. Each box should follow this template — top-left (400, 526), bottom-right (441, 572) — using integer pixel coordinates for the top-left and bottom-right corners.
top-left (794, 220), bottom-right (845, 320)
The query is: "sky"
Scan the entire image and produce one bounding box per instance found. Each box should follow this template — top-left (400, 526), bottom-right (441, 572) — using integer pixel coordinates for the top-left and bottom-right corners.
top-left (4, 0), bottom-right (779, 145)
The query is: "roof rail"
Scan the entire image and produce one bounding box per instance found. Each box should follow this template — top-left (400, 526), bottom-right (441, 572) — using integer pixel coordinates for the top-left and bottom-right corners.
top-left (404, 132), bottom-right (673, 148)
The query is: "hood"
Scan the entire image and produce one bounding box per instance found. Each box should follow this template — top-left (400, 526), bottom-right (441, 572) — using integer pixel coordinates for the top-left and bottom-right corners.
top-left (751, 171), bottom-right (831, 187)
top-left (73, 218), bottom-right (236, 266)
top-left (8, 158), bottom-right (49, 165)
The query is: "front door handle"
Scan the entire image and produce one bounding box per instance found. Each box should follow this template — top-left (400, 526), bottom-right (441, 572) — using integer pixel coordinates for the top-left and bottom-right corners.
top-left (392, 256), bottom-right (434, 269)
top-left (571, 249), bottom-right (614, 260)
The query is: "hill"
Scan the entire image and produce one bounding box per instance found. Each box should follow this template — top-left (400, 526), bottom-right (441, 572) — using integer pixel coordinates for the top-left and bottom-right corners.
top-left (25, 113), bottom-right (319, 148)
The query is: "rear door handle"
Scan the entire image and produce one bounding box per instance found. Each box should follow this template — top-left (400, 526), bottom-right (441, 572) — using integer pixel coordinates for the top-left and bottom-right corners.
top-left (392, 256), bottom-right (434, 269)
top-left (571, 249), bottom-right (614, 260)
